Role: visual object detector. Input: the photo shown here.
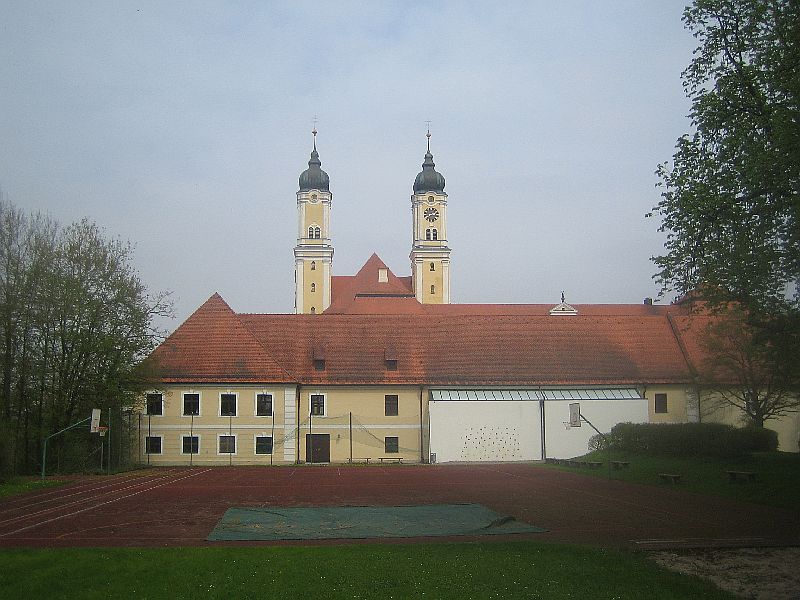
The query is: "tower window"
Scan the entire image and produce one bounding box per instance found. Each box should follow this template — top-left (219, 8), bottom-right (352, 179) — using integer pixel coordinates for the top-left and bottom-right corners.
top-left (431, 228), bottom-right (438, 240)
top-left (311, 261), bottom-right (316, 271)
top-left (310, 307), bottom-right (316, 314)
top-left (430, 284), bottom-right (435, 295)
top-left (308, 226), bottom-right (321, 239)
top-left (425, 229), bottom-right (431, 240)
top-left (430, 262), bottom-right (435, 271)
top-left (310, 282), bottom-right (316, 293)
top-left (426, 228), bottom-right (438, 240)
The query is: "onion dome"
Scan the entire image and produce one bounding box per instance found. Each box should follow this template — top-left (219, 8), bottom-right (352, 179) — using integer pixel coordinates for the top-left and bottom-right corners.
top-left (413, 130), bottom-right (445, 193)
top-left (299, 131), bottom-right (330, 192)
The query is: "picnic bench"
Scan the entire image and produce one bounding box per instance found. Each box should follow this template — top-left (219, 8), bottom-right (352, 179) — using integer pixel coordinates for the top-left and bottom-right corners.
top-left (726, 470), bottom-right (757, 482)
top-left (658, 473), bottom-right (682, 484)
top-left (610, 461), bottom-right (630, 470)
top-left (347, 457), bottom-right (371, 464)
top-left (379, 457), bottom-right (403, 464)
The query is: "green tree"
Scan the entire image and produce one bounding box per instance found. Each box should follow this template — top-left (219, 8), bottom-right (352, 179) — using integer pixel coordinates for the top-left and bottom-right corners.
top-left (652, 0), bottom-right (800, 313)
top-left (699, 306), bottom-right (799, 428)
top-left (0, 201), bottom-right (171, 474)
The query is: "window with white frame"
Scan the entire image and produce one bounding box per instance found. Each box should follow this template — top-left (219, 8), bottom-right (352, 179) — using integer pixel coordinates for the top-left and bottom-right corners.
top-left (220, 393), bottom-right (237, 417)
top-left (183, 393), bottom-right (200, 416)
top-left (255, 436), bottom-right (273, 455)
top-left (182, 435), bottom-right (199, 454)
top-left (256, 393), bottom-right (273, 417)
top-left (310, 394), bottom-right (325, 416)
top-left (145, 393), bottom-right (163, 416)
top-left (145, 436), bottom-right (162, 454)
top-left (218, 435), bottom-right (236, 454)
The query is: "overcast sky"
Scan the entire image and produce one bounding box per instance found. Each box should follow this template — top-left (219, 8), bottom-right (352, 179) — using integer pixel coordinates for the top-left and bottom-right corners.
top-left (1, 1), bottom-right (696, 330)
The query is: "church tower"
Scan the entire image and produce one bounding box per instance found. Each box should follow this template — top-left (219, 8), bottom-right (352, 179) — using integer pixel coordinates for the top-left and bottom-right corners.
top-left (294, 130), bottom-right (333, 314)
top-left (410, 131), bottom-right (451, 304)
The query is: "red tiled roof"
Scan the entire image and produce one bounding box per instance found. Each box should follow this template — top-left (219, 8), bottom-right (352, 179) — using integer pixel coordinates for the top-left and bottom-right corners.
top-left (152, 293), bottom-right (697, 386)
top-left (325, 254), bottom-right (415, 314)
top-left (149, 293), bottom-right (293, 383)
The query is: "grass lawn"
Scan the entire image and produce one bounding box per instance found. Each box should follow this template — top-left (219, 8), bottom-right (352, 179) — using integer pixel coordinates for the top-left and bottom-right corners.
top-left (0, 542), bottom-right (734, 599)
top-left (0, 477), bottom-right (69, 499)
top-left (545, 451), bottom-right (800, 509)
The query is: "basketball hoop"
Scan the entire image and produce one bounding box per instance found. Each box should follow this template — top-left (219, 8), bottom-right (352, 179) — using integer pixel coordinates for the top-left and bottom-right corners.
top-left (98, 426), bottom-right (108, 437)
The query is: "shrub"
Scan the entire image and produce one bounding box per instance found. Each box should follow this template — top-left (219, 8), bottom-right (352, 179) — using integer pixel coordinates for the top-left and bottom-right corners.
top-left (607, 422), bottom-right (777, 457)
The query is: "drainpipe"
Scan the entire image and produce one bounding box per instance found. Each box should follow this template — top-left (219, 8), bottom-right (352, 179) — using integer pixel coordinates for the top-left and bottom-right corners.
top-left (419, 386), bottom-right (425, 463)
top-left (295, 384), bottom-right (301, 464)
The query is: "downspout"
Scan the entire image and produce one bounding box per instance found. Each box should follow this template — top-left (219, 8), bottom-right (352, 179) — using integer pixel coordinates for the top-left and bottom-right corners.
top-left (295, 384), bottom-right (301, 464)
top-left (419, 386), bottom-right (425, 464)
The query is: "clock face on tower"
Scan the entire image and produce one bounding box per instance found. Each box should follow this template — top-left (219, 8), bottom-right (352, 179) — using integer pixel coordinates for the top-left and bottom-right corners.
top-left (424, 207), bottom-right (439, 222)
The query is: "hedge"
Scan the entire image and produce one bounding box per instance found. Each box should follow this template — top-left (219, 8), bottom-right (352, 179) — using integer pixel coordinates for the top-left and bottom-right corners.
top-left (600, 422), bottom-right (777, 457)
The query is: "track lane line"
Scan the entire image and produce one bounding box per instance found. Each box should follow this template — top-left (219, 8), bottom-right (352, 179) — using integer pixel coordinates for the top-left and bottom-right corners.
top-left (0, 468), bottom-right (213, 537)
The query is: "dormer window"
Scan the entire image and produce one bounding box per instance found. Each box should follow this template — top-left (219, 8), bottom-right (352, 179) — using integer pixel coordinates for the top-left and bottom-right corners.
top-left (378, 268), bottom-right (388, 283)
top-left (384, 346), bottom-right (398, 371)
top-left (313, 346), bottom-right (326, 370)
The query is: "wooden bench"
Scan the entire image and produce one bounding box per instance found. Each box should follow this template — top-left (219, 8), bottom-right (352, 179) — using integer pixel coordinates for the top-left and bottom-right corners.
top-left (610, 461), bottom-right (630, 470)
top-left (727, 470), bottom-right (756, 482)
top-left (347, 457), bottom-right (371, 464)
top-left (379, 457), bottom-right (403, 464)
top-left (658, 473), bottom-right (682, 484)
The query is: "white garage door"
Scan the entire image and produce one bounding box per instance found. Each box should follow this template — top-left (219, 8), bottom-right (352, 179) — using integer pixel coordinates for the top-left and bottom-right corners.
top-left (429, 400), bottom-right (542, 462)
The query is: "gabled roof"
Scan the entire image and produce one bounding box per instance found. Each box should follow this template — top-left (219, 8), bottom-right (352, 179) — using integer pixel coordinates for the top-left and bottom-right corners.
top-left (325, 254), bottom-right (415, 313)
top-left (149, 293), bottom-right (293, 383)
top-left (151, 292), bottom-right (698, 387)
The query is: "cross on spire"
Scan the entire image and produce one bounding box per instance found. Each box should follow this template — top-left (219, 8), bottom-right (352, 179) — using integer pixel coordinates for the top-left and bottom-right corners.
top-left (312, 115), bottom-right (318, 150)
top-left (425, 120), bottom-right (432, 152)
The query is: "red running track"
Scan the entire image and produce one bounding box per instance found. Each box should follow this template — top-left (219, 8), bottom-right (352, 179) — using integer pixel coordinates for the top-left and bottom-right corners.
top-left (0, 464), bottom-right (797, 549)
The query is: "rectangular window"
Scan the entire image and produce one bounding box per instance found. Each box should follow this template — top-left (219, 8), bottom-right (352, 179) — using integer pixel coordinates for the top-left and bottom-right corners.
top-left (145, 436), bottom-right (162, 454)
top-left (310, 394), bottom-right (325, 416)
top-left (384, 436), bottom-right (399, 454)
top-left (256, 393), bottom-right (273, 417)
top-left (255, 436), bottom-right (273, 455)
top-left (654, 393), bottom-right (668, 414)
top-left (220, 393), bottom-right (237, 417)
top-left (145, 393), bottom-right (163, 416)
top-left (183, 393), bottom-right (200, 416)
top-left (219, 435), bottom-right (236, 454)
top-left (182, 435), bottom-right (199, 454)
top-left (385, 394), bottom-right (399, 416)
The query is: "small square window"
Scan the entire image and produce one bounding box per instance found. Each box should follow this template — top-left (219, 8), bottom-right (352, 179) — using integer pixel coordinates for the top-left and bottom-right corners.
top-left (219, 435), bottom-right (236, 454)
top-left (310, 394), bottom-right (325, 416)
top-left (182, 436), bottom-right (199, 454)
top-left (255, 436), bottom-right (273, 455)
top-left (183, 393), bottom-right (199, 416)
top-left (146, 393), bottom-right (163, 416)
top-left (256, 393), bottom-right (273, 417)
top-left (385, 436), bottom-right (399, 454)
top-left (654, 393), bottom-right (668, 414)
top-left (145, 436), bottom-right (162, 454)
top-left (385, 395), bottom-right (399, 416)
top-left (221, 393), bottom-right (237, 417)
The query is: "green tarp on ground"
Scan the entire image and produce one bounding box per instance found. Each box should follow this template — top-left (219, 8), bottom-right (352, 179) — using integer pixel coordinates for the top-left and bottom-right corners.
top-left (207, 503), bottom-right (545, 541)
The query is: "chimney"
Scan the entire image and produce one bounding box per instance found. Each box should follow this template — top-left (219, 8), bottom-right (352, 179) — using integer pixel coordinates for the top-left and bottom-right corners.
top-left (643, 297), bottom-right (653, 305)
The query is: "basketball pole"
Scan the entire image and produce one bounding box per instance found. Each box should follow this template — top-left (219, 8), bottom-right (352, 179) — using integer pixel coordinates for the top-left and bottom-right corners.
top-left (41, 415), bottom-right (93, 480)
top-left (578, 411), bottom-right (612, 480)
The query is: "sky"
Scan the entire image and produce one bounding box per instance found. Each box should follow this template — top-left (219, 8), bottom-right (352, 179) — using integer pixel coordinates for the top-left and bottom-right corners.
top-left (1, 1), bottom-right (697, 330)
